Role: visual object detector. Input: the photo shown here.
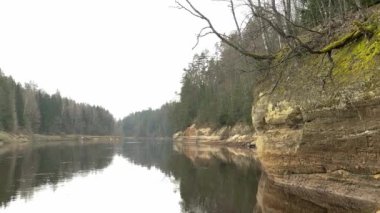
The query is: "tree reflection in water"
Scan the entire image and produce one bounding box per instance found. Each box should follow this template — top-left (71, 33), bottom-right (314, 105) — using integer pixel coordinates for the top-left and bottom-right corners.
top-left (1, 140), bottom-right (366, 213)
top-left (0, 142), bottom-right (117, 207)
top-left (121, 141), bottom-right (261, 213)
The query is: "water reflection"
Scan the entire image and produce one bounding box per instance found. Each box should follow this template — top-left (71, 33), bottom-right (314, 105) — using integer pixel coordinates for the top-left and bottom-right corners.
top-left (1, 156), bottom-right (182, 212)
top-left (1, 140), bottom-right (361, 213)
top-left (122, 141), bottom-right (261, 213)
top-left (0, 142), bottom-right (117, 207)
top-left (0, 141), bottom-right (262, 213)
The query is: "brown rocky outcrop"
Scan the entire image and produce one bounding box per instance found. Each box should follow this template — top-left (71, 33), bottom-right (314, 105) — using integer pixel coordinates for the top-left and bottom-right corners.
top-left (251, 13), bottom-right (380, 208)
top-left (252, 94), bottom-right (380, 208)
top-left (173, 123), bottom-right (254, 146)
top-left (255, 174), bottom-right (379, 213)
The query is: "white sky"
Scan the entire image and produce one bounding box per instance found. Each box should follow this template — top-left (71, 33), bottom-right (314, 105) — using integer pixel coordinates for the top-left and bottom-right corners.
top-left (0, 0), bottom-right (238, 119)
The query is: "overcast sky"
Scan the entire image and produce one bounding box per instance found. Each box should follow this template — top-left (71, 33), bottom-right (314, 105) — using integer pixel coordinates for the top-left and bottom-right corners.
top-left (0, 0), bottom-right (238, 119)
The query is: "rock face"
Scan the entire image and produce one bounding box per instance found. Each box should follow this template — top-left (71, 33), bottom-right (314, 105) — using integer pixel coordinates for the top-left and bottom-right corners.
top-left (251, 13), bottom-right (380, 207)
top-left (173, 123), bottom-right (254, 145)
top-left (253, 96), bottom-right (380, 175)
top-left (255, 174), bottom-right (379, 213)
top-left (252, 95), bottom-right (380, 208)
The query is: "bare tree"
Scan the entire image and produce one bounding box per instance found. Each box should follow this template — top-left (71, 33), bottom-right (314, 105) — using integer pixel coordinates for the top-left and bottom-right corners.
top-left (174, 0), bottom-right (380, 95)
top-left (229, 0), bottom-right (242, 39)
top-left (175, 0), bottom-right (376, 63)
top-left (175, 0), bottom-right (275, 60)
top-left (175, 0), bottom-right (322, 62)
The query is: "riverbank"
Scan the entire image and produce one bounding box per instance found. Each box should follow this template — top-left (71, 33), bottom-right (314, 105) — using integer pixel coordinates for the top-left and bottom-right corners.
top-left (124, 136), bottom-right (171, 141)
top-left (0, 131), bottom-right (122, 147)
top-left (173, 123), bottom-right (255, 148)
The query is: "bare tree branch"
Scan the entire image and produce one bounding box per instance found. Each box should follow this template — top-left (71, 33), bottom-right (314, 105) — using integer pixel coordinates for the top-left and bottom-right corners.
top-left (243, 1), bottom-right (322, 54)
top-left (176, 0), bottom-right (275, 61)
top-left (193, 27), bottom-right (213, 49)
top-left (174, 0), bottom-right (202, 18)
top-left (229, 0), bottom-right (242, 39)
top-left (211, 0), bottom-right (243, 38)
top-left (177, 0), bottom-right (375, 67)
top-left (258, 4), bottom-right (324, 35)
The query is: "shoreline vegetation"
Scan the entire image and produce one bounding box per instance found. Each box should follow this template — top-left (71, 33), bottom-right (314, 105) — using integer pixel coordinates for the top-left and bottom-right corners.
top-left (0, 131), bottom-right (122, 147)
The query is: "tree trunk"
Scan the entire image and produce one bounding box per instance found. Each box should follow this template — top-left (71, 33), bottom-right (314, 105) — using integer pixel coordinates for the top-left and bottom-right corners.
top-left (257, 0), bottom-right (270, 53)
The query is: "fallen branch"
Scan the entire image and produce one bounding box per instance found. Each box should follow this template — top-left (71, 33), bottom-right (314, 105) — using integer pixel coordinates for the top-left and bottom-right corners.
top-left (319, 21), bottom-right (377, 53)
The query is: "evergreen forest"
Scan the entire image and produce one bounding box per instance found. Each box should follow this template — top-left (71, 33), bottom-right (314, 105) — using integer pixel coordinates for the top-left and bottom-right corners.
top-left (0, 71), bottom-right (115, 135)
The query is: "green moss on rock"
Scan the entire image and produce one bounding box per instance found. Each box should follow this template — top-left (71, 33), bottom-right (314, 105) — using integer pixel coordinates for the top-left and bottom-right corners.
top-left (255, 14), bottom-right (380, 111)
top-left (333, 27), bottom-right (380, 84)
top-left (321, 20), bottom-right (378, 53)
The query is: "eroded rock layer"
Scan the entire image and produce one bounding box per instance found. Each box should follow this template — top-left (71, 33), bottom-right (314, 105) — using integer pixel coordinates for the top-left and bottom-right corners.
top-left (253, 82), bottom-right (380, 208)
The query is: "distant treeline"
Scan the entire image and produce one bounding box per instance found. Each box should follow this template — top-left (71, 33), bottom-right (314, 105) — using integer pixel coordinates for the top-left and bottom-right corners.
top-left (121, 103), bottom-right (177, 138)
top-left (0, 71), bottom-right (115, 135)
top-left (121, 46), bottom-right (257, 138)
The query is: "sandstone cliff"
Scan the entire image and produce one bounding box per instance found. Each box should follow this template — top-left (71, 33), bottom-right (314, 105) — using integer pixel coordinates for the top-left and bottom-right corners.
top-left (173, 123), bottom-right (254, 146)
top-left (174, 7), bottom-right (380, 210)
top-left (252, 10), bottom-right (380, 209)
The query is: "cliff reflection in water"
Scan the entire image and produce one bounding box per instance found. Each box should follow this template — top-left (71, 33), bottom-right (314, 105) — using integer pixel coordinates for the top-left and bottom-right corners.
top-left (0, 140), bottom-right (261, 213)
top-left (172, 142), bottom-right (380, 213)
top-left (1, 140), bottom-right (372, 212)
top-left (0, 142), bottom-right (117, 207)
top-left (121, 141), bottom-right (261, 213)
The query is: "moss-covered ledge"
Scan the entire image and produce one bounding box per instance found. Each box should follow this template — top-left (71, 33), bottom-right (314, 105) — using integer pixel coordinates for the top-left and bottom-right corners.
top-left (320, 19), bottom-right (378, 53)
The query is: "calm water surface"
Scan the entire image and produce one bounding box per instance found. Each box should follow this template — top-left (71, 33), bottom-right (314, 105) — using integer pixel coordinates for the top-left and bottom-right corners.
top-left (0, 141), bottom-right (261, 213)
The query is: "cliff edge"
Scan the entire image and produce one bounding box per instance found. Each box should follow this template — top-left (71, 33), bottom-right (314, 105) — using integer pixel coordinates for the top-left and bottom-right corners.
top-left (252, 10), bottom-right (380, 210)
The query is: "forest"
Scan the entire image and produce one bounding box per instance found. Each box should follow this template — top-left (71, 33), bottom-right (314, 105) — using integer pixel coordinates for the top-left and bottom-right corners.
top-left (121, 0), bottom-right (380, 137)
top-left (1, 0), bottom-right (379, 138)
top-left (0, 71), bottom-right (115, 135)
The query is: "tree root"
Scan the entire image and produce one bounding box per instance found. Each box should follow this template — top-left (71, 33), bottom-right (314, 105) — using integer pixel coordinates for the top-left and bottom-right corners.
top-left (321, 51), bottom-right (335, 91)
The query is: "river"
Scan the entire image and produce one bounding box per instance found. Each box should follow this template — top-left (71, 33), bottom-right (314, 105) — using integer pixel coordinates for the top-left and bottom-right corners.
top-left (0, 140), bottom-right (370, 213)
top-left (0, 141), bottom-right (261, 213)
